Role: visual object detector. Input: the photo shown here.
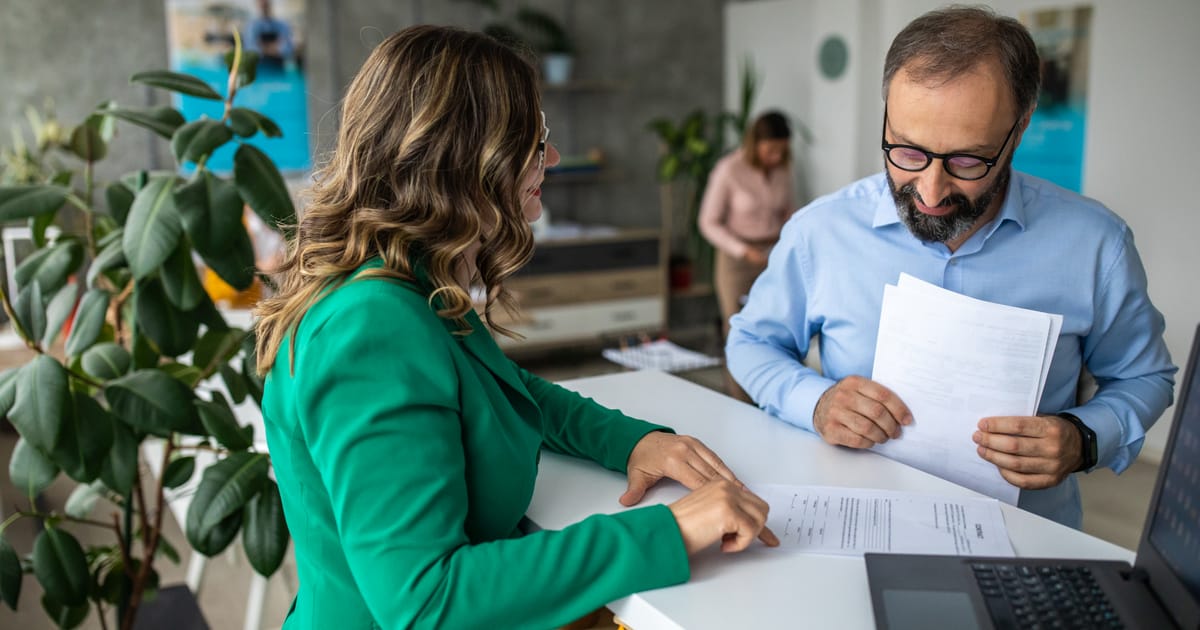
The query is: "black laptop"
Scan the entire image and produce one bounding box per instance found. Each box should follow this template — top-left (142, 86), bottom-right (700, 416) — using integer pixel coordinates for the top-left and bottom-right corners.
top-left (866, 325), bottom-right (1200, 630)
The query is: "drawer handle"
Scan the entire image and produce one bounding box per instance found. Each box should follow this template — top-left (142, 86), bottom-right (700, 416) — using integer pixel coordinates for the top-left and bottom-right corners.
top-left (611, 310), bottom-right (637, 322)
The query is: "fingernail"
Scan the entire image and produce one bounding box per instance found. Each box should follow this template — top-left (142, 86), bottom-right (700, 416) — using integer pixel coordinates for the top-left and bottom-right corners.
top-left (972, 431), bottom-right (981, 443)
top-left (904, 414), bottom-right (914, 425)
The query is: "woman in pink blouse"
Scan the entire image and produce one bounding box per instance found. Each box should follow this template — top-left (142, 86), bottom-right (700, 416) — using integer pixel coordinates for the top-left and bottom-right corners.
top-left (699, 111), bottom-right (795, 399)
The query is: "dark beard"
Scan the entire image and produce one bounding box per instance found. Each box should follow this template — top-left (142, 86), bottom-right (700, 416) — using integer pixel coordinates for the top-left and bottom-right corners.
top-left (887, 161), bottom-right (1011, 244)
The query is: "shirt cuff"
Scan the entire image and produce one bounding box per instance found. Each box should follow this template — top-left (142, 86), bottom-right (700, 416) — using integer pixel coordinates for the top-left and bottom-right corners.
top-left (1062, 405), bottom-right (1133, 473)
top-left (783, 375), bottom-right (839, 433)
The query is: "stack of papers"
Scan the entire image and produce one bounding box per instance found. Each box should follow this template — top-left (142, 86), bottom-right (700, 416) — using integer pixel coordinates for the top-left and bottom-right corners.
top-left (756, 484), bottom-right (1014, 557)
top-left (601, 339), bottom-right (722, 372)
top-left (870, 274), bottom-right (1063, 504)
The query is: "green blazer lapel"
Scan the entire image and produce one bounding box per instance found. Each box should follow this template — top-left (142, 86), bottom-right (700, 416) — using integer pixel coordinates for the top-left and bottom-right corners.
top-left (456, 308), bottom-right (537, 411)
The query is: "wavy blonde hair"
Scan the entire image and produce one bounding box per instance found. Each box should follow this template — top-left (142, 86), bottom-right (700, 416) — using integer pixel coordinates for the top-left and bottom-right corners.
top-left (254, 25), bottom-right (540, 374)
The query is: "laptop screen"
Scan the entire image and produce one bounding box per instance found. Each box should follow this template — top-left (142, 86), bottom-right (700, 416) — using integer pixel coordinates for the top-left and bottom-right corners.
top-left (1145, 339), bottom-right (1200, 599)
top-left (1135, 324), bottom-right (1200, 628)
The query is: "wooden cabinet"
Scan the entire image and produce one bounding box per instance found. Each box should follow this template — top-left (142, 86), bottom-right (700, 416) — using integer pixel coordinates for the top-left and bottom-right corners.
top-left (482, 229), bottom-right (666, 352)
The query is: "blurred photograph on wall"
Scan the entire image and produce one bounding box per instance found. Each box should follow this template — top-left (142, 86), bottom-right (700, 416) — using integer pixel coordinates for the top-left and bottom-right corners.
top-left (164, 0), bottom-right (311, 173)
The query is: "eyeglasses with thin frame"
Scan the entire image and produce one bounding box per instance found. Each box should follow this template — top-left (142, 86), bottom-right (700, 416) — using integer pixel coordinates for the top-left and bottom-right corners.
top-left (881, 106), bottom-right (1021, 181)
top-left (536, 111), bottom-right (550, 173)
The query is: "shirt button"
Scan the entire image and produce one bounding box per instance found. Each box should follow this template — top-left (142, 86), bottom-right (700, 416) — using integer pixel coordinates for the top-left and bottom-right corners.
top-left (949, 258), bottom-right (958, 266)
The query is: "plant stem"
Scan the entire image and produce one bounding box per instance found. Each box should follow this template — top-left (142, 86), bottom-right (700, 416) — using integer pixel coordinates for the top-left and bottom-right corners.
top-left (10, 511), bottom-right (120, 532)
top-left (83, 159), bottom-right (97, 255)
top-left (120, 441), bottom-right (172, 630)
top-left (66, 365), bottom-right (106, 389)
top-left (95, 600), bottom-right (110, 630)
top-left (0, 511), bottom-right (23, 534)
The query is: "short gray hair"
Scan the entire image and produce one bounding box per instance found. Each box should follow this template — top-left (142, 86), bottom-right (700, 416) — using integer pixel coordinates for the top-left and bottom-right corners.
top-left (882, 5), bottom-right (1041, 115)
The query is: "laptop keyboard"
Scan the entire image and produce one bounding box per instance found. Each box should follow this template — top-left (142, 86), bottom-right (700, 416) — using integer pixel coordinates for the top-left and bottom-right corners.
top-left (971, 562), bottom-right (1124, 629)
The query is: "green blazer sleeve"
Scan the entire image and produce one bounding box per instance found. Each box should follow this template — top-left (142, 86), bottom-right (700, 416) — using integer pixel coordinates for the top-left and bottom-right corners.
top-left (286, 281), bottom-right (688, 629)
top-left (518, 367), bottom-right (673, 472)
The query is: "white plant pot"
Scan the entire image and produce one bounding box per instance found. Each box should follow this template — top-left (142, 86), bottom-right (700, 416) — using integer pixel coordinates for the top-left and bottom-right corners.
top-left (542, 53), bottom-right (574, 85)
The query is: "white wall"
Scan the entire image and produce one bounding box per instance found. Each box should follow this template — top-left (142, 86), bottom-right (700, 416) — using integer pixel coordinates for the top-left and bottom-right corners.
top-left (728, 0), bottom-right (1200, 459)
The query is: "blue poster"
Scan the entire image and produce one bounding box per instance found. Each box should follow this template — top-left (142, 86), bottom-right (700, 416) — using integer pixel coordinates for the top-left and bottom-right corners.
top-left (1013, 6), bottom-right (1092, 193)
top-left (166, 0), bottom-right (310, 174)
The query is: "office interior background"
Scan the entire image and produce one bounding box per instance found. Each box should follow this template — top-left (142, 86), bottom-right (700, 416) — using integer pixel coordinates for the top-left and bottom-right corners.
top-left (1, 0), bottom-right (1197, 628)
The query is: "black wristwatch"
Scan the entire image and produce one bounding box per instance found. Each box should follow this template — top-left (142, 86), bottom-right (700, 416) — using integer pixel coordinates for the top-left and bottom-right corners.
top-left (1059, 412), bottom-right (1097, 472)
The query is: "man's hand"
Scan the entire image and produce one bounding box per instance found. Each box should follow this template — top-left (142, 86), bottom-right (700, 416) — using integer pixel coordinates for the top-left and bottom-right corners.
top-left (813, 376), bottom-right (913, 448)
top-left (622, 432), bottom-right (739, 506)
top-left (973, 415), bottom-right (1083, 489)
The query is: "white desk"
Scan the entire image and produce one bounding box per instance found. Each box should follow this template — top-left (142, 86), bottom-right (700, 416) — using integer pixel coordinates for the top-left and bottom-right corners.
top-left (527, 370), bottom-right (1135, 630)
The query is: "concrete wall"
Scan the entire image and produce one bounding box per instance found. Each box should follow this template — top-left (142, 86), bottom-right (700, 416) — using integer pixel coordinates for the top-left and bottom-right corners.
top-left (1, 0), bottom-right (727, 233)
top-left (727, 0), bottom-right (1200, 459)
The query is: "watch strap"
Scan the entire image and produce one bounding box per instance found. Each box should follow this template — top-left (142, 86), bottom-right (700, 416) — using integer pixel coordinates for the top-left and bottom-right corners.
top-left (1060, 412), bottom-right (1098, 472)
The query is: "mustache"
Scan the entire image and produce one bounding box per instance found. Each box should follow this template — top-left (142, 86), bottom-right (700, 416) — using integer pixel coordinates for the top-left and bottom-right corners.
top-left (896, 184), bottom-right (970, 210)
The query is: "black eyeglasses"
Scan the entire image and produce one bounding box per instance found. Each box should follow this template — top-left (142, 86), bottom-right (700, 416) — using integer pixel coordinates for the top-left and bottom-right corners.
top-left (881, 106), bottom-right (1020, 181)
top-left (536, 111), bottom-right (550, 172)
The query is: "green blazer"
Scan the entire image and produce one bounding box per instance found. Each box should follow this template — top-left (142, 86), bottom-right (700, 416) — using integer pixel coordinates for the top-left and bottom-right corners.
top-left (262, 259), bottom-right (689, 629)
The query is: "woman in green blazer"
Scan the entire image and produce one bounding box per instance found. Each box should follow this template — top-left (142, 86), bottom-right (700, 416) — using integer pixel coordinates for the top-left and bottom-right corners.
top-left (254, 25), bottom-right (777, 629)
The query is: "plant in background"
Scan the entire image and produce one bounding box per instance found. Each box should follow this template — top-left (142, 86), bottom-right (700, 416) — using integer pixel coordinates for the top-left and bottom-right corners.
top-left (0, 36), bottom-right (290, 630)
top-left (648, 57), bottom-right (809, 286)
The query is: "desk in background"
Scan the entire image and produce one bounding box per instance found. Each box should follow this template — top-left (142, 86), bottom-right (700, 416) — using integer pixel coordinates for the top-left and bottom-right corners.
top-left (528, 371), bottom-right (1134, 630)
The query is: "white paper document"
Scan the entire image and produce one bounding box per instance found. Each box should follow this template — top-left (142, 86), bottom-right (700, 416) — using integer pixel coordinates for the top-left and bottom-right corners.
top-left (601, 339), bottom-right (721, 372)
top-left (757, 484), bottom-right (1014, 557)
top-left (871, 274), bottom-right (1063, 504)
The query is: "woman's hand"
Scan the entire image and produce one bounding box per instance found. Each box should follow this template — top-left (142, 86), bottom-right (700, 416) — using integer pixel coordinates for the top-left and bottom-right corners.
top-left (623, 432), bottom-right (779, 552)
top-left (669, 480), bottom-right (780, 554)
top-left (621, 432), bottom-right (739, 506)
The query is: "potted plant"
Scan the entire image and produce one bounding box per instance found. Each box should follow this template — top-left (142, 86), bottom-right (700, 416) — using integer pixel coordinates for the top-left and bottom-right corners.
top-left (515, 7), bottom-right (575, 84)
top-left (0, 36), bottom-right (289, 629)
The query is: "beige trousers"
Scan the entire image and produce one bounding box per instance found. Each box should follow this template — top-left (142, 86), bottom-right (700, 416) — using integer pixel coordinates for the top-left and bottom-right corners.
top-left (715, 242), bottom-right (773, 402)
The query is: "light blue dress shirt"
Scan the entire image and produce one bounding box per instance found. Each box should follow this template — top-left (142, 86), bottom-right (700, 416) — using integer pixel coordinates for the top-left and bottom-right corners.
top-left (727, 171), bottom-right (1176, 528)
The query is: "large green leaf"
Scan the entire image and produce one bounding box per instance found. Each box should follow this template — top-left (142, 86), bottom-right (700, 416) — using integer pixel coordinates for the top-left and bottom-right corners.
top-left (81, 342), bottom-right (131, 381)
top-left (131, 70), bottom-right (222, 100)
top-left (194, 328), bottom-right (246, 375)
top-left (15, 239), bottom-right (84, 295)
top-left (161, 240), bottom-right (205, 311)
top-left (86, 101), bottom-right (118, 142)
top-left (52, 392), bottom-right (114, 483)
top-left (171, 119), bottom-right (234, 165)
top-left (102, 105), bottom-right (186, 139)
top-left (42, 283), bottom-right (80, 348)
top-left (13, 282), bottom-right (47, 344)
top-left (32, 528), bottom-right (90, 606)
top-left (219, 363), bottom-right (248, 404)
top-left (233, 144), bottom-right (294, 232)
top-left (9, 437), bottom-right (59, 498)
top-left (0, 536), bottom-right (20, 610)
top-left (135, 278), bottom-right (198, 357)
top-left (85, 236), bottom-right (126, 288)
top-left (9, 354), bottom-right (69, 453)
top-left (223, 50), bottom-right (259, 89)
top-left (0, 185), bottom-right (68, 222)
top-left (68, 124), bottom-right (107, 162)
top-left (104, 182), bottom-right (135, 225)
top-left (122, 175), bottom-right (182, 280)
top-left (30, 209), bottom-right (58, 248)
top-left (159, 361), bottom-right (203, 388)
top-left (227, 108), bottom-right (282, 138)
top-left (41, 594), bottom-right (89, 630)
top-left (196, 397), bottom-right (252, 451)
top-left (64, 289), bottom-right (110, 357)
top-left (0, 368), bottom-right (18, 418)
top-left (105, 369), bottom-right (200, 437)
top-left (191, 510), bottom-right (243, 558)
top-left (65, 481), bottom-right (107, 519)
top-left (186, 452), bottom-right (268, 555)
top-left (243, 480), bottom-right (289, 576)
top-left (99, 420), bottom-right (137, 495)
top-left (243, 349), bottom-right (264, 406)
top-left (176, 170), bottom-right (242, 255)
top-left (162, 455), bottom-right (196, 490)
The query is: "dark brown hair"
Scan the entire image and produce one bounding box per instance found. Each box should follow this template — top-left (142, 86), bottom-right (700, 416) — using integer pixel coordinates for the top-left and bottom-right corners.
top-left (742, 110), bottom-right (792, 170)
top-left (254, 25), bottom-right (541, 374)
top-left (882, 5), bottom-right (1041, 115)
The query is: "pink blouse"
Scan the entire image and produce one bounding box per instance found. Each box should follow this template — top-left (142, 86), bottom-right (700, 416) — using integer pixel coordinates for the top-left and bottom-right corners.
top-left (698, 148), bottom-right (795, 259)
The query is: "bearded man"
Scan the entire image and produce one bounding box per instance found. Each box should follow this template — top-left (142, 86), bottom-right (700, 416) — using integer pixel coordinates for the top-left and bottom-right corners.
top-left (726, 6), bottom-right (1175, 528)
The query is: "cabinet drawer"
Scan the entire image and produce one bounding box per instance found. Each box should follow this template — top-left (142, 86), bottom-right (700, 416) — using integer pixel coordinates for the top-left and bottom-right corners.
top-left (494, 296), bottom-right (664, 348)
top-left (517, 237), bottom-right (659, 276)
top-left (507, 268), bottom-right (662, 308)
